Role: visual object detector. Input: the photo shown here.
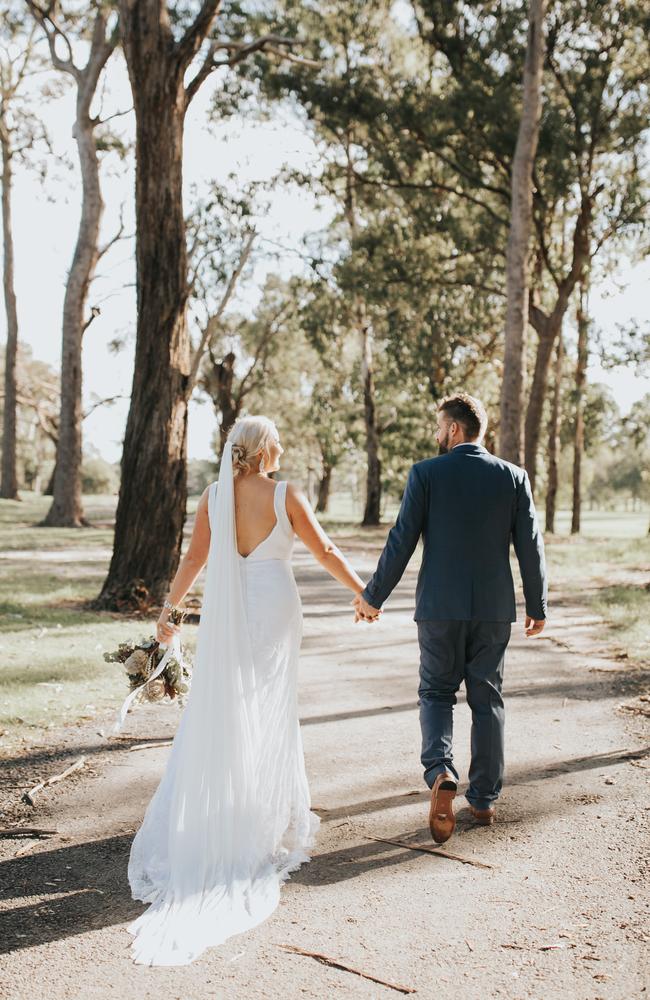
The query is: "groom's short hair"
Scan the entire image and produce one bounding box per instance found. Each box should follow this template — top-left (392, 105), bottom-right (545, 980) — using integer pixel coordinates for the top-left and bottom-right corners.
top-left (438, 392), bottom-right (487, 441)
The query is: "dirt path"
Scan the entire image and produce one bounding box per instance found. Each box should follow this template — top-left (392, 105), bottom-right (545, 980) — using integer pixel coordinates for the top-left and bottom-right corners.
top-left (1, 539), bottom-right (649, 1000)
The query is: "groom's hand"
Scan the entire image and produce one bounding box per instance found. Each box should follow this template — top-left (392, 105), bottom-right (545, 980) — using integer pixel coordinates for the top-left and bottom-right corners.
top-left (525, 616), bottom-right (545, 637)
top-left (352, 594), bottom-right (381, 623)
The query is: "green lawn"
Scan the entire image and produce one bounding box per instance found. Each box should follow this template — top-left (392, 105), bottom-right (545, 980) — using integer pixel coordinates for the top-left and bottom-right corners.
top-left (0, 494), bottom-right (648, 749)
top-left (0, 493), bottom-right (199, 747)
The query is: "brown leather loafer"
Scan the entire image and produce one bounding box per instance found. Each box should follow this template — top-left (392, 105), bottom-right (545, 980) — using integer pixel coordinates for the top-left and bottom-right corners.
top-left (429, 771), bottom-right (458, 844)
top-left (469, 804), bottom-right (496, 825)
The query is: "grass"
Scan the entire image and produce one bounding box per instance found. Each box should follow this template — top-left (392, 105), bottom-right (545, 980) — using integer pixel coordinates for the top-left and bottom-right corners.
top-left (543, 517), bottom-right (649, 666)
top-left (589, 584), bottom-right (649, 667)
top-left (0, 492), bottom-right (200, 747)
top-left (0, 492), bottom-right (648, 748)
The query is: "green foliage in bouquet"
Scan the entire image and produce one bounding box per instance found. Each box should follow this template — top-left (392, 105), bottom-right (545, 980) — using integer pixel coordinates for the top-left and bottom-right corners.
top-left (103, 610), bottom-right (192, 704)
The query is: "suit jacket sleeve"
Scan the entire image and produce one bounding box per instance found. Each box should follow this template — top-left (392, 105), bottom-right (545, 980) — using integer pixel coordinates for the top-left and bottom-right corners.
top-left (361, 464), bottom-right (426, 609)
top-left (512, 469), bottom-right (548, 620)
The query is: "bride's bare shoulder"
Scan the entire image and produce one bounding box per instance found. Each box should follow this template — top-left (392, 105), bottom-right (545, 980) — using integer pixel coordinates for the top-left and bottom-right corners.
top-left (195, 484), bottom-right (212, 513)
top-left (285, 482), bottom-right (313, 518)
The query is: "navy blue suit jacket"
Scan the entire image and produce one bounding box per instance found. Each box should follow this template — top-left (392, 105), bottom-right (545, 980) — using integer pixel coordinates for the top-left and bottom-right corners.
top-left (361, 443), bottom-right (547, 622)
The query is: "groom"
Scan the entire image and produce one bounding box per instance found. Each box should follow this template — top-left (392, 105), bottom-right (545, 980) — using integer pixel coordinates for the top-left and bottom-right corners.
top-left (353, 393), bottom-right (547, 844)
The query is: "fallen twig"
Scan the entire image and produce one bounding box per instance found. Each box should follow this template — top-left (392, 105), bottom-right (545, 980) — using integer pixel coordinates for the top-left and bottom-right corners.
top-left (501, 942), bottom-right (575, 952)
top-left (13, 840), bottom-right (42, 857)
top-left (129, 740), bottom-right (173, 752)
top-left (278, 944), bottom-right (416, 994)
top-left (0, 828), bottom-right (57, 839)
top-left (22, 756), bottom-right (86, 806)
top-left (366, 835), bottom-right (495, 870)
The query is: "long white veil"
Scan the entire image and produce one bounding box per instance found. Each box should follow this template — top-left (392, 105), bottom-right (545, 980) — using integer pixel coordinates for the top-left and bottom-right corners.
top-left (127, 440), bottom-right (280, 965)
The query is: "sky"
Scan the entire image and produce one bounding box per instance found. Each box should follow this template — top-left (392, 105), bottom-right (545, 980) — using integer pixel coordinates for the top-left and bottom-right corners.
top-left (4, 47), bottom-right (649, 465)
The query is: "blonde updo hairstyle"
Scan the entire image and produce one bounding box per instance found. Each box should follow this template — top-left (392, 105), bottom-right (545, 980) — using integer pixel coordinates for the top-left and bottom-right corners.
top-left (228, 415), bottom-right (278, 475)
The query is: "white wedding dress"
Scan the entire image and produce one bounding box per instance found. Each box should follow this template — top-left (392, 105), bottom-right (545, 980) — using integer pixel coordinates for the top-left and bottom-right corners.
top-left (126, 444), bottom-right (320, 965)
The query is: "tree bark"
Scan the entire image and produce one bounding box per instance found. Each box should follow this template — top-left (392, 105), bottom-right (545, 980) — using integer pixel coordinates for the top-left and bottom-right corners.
top-left (94, 2), bottom-right (221, 609)
top-left (544, 329), bottom-right (563, 533)
top-left (206, 351), bottom-right (242, 454)
top-left (518, 229), bottom-right (594, 492)
top-left (499, 0), bottom-right (546, 465)
top-left (524, 193), bottom-right (592, 489)
top-left (524, 312), bottom-right (557, 493)
top-left (95, 57), bottom-right (188, 607)
top-left (38, 12), bottom-right (115, 527)
top-left (343, 129), bottom-right (381, 526)
top-left (315, 460), bottom-right (332, 514)
top-left (0, 124), bottom-right (19, 500)
top-left (94, 3), bottom-right (309, 608)
top-left (571, 278), bottom-right (589, 534)
top-left (361, 318), bottom-right (381, 526)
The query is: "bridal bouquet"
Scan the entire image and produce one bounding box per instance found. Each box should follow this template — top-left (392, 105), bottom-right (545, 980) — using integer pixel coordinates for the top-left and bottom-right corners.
top-left (104, 609), bottom-right (193, 733)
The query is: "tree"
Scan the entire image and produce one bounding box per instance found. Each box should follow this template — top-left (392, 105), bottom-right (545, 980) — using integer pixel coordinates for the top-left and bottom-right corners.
top-left (500, 0), bottom-right (546, 464)
top-left (333, 0), bottom-right (649, 488)
top-left (571, 275), bottom-right (590, 533)
top-left (231, 0), bottom-right (404, 524)
top-left (297, 275), bottom-right (359, 512)
top-left (197, 277), bottom-right (293, 454)
top-left (0, 341), bottom-right (58, 491)
top-left (524, 0), bottom-right (650, 487)
top-left (0, 9), bottom-right (48, 499)
top-left (28, 0), bottom-right (121, 527)
top-left (544, 329), bottom-right (563, 532)
top-left (95, 0), bottom-right (312, 610)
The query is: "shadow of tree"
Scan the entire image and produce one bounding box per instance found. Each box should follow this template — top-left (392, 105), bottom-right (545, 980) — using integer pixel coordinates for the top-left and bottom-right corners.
top-left (0, 834), bottom-right (142, 955)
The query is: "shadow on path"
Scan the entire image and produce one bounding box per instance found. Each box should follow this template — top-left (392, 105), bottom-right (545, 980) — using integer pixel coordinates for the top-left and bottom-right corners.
top-left (2, 744), bottom-right (647, 951)
top-left (0, 834), bottom-right (141, 955)
top-left (313, 745), bottom-right (650, 823)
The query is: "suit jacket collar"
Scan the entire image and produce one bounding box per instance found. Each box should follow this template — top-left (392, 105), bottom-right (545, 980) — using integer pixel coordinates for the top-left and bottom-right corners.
top-left (452, 442), bottom-right (487, 454)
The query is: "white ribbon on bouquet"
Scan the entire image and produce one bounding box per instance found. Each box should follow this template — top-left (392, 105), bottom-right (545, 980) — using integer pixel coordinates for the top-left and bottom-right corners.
top-left (111, 633), bottom-right (183, 735)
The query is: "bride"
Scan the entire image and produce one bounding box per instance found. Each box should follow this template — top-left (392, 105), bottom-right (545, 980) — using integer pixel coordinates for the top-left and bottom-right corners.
top-left (126, 415), bottom-right (368, 965)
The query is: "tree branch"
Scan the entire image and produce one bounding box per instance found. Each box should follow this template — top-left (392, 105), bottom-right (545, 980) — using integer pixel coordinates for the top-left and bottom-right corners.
top-left (97, 205), bottom-right (128, 259)
top-left (185, 35), bottom-right (319, 107)
top-left (176, 0), bottom-right (222, 71)
top-left (83, 394), bottom-right (127, 420)
top-left (25, 0), bottom-right (80, 80)
top-left (237, 302), bottom-right (292, 397)
top-left (187, 229), bottom-right (256, 394)
top-left (82, 305), bottom-right (101, 334)
top-left (352, 170), bottom-right (509, 229)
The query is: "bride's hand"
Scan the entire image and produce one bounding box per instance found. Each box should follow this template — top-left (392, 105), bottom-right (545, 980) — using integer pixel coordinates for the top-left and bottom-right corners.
top-left (352, 593), bottom-right (381, 623)
top-left (156, 615), bottom-right (180, 644)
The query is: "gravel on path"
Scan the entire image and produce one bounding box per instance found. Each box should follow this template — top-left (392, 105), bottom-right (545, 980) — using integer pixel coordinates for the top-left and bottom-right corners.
top-left (1, 540), bottom-right (648, 1000)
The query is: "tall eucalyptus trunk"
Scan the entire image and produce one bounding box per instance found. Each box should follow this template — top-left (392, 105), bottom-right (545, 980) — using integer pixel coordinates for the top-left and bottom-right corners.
top-left (544, 330), bottom-right (563, 533)
top-left (499, 0), bottom-right (546, 464)
top-left (95, 0), bottom-right (222, 609)
top-left (360, 318), bottom-right (381, 526)
top-left (315, 460), bottom-right (332, 514)
top-left (343, 131), bottom-right (381, 525)
top-left (0, 123), bottom-right (19, 499)
top-left (37, 11), bottom-right (116, 527)
top-left (571, 278), bottom-right (589, 534)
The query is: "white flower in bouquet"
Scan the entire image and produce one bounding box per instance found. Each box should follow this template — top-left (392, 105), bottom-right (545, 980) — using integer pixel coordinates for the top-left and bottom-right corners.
top-left (123, 648), bottom-right (150, 676)
top-left (142, 677), bottom-right (166, 702)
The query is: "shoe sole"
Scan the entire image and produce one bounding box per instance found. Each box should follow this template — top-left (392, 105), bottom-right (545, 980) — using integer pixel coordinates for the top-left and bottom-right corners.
top-left (429, 779), bottom-right (457, 844)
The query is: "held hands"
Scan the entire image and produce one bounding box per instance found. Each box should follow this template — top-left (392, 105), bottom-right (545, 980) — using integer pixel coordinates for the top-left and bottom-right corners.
top-left (525, 616), bottom-right (545, 638)
top-left (352, 593), bottom-right (382, 623)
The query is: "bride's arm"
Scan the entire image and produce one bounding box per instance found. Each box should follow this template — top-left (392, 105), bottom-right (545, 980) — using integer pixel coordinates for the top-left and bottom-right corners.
top-left (156, 486), bottom-right (211, 642)
top-left (286, 484), bottom-right (365, 594)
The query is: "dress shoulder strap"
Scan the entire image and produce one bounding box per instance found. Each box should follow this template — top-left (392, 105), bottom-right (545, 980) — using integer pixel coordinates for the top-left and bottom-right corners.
top-left (273, 480), bottom-right (292, 532)
top-left (207, 480), bottom-right (218, 529)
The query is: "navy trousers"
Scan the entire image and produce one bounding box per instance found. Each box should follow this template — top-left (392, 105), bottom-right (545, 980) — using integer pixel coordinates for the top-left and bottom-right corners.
top-left (417, 619), bottom-right (512, 809)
